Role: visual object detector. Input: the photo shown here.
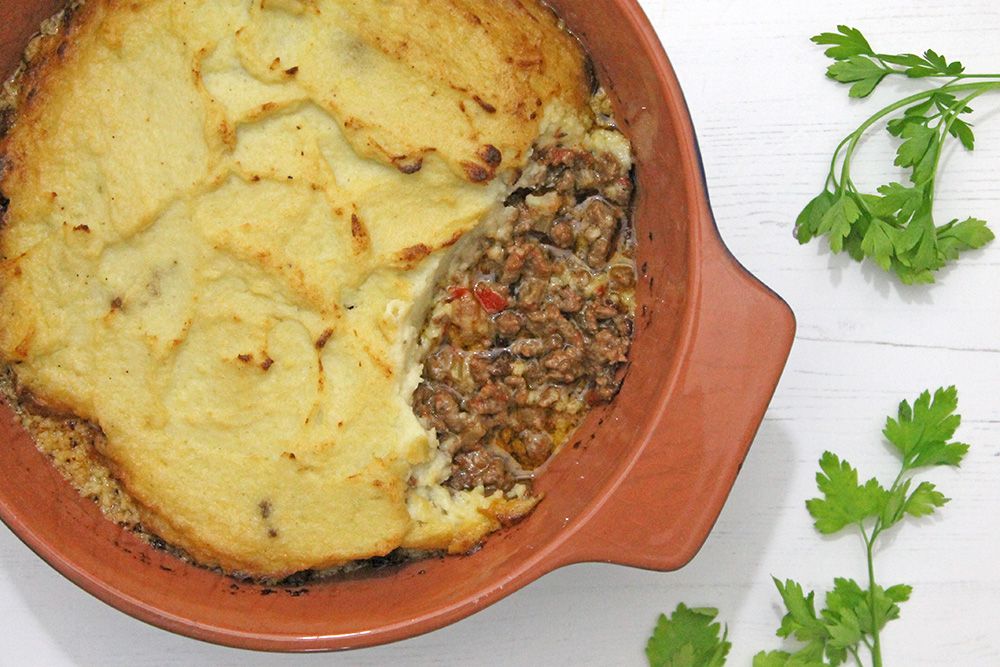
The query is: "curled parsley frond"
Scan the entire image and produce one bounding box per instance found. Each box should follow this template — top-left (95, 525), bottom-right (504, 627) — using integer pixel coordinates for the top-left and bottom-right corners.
top-left (796, 26), bottom-right (997, 283)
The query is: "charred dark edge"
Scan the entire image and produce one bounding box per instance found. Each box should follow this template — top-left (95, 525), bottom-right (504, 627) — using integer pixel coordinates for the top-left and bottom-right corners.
top-left (1, 2), bottom-right (85, 229)
top-left (0, 109), bottom-right (13, 142)
top-left (1, 0), bottom-right (93, 375)
top-left (146, 538), bottom-right (431, 588)
top-left (538, 0), bottom-right (599, 102)
top-left (582, 55), bottom-right (600, 96)
top-left (1, 2), bottom-right (83, 136)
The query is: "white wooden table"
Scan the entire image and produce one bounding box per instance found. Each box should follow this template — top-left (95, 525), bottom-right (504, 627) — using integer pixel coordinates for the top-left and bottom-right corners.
top-left (2, 1), bottom-right (998, 664)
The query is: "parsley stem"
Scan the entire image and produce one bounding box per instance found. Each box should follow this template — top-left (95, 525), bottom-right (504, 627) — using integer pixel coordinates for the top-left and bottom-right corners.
top-left (950, 73), bottom-right (1000, 79)
top-left (871, 465), bottom-right (907, 546)
top-left (827, 136), bottom-right (852, 190)
top-left (864, 532), bottom-right (883, 667)
top-left (837, 81), bottom-right (1000, 191)
top-left (926, 90), bottom-right (985, 206)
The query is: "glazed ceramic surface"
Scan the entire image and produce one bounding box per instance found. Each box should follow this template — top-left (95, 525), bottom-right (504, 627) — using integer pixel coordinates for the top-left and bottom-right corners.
top-left (0, 0), bottom-right (794, 650)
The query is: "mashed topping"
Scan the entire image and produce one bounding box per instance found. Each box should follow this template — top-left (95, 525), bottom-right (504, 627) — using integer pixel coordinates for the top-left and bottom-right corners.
top-left (0, 0), bottom-right (630, 578)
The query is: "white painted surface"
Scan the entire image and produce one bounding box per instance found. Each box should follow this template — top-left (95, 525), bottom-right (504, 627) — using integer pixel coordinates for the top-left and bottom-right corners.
top-left (2, 1), bottom-right (998, 664)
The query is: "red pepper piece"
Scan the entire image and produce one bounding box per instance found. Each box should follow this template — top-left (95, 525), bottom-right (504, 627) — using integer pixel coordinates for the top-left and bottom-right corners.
top-left (473, 285), bottom-right (508, 313)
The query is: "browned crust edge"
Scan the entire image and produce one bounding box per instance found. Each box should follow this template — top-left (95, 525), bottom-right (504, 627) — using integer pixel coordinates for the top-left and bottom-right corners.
top-left (1, 1), bottom-right (95, 231)
top-left (1, 2), bottom-right (86, 141)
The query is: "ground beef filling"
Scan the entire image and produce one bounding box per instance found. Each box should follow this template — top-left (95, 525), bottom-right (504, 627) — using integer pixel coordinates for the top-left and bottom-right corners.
top-left (413, 143), bottom-right (636, 494)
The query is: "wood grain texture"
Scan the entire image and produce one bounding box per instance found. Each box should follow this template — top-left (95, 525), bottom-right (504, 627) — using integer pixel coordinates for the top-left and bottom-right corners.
top-left (1, 0), bottom-right (998, 664)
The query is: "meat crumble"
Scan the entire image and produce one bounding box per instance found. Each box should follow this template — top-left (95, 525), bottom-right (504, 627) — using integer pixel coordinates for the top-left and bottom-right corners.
top-left (413, 134), bottom-right (636, 494)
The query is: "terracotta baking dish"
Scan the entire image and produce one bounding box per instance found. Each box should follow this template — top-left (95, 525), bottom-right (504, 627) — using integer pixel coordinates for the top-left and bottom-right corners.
top-left (0, 0), bottom-right (794, 651)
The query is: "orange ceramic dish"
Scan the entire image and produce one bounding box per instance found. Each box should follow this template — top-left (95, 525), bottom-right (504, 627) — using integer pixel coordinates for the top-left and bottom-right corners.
top-left (0, 0), bottom-right (795, 651)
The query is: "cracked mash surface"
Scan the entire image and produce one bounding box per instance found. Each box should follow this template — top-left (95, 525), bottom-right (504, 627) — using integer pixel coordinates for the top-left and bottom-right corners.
top-left (0, 0), bottom-right (588, 575)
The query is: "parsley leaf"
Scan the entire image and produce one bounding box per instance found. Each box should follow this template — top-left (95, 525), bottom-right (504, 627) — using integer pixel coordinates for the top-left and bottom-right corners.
top-left (752, 650), bottom-right (826, 667)
top-left (796, 26), bottom-right (997, 282)
top-left (817, 195), bottom-right (861, 253)
top-left (939, 217), bottom-right (993, 260)
top-left (903, 49), bottom-right (965, 78)
top-left (862, 583), bottom-right (910, 634)
top-left (806, 452), bottom-right (887, 534)
top-left (883, 386), bottom-right (969, 468)
top-left (811, 25), bottom-right (874, 60)
top-left (646, 604), bottom-right (731, 667)
top-left (795, 191), bottom-right (836, 244)
top-left (904, 481), bottom-right (948, 517)
top-left (823, 577), bottom-right (867, 648)
top-left (826, 56), bottom-right (890, 98)
top-left (774, 578), bottom-right (827, 644)
top-left (859, 217), bottom-right (895, 270)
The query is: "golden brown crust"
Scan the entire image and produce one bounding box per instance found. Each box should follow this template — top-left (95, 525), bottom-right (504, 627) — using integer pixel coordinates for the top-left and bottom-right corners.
top-left (0, 0), bottom-right (598, 579)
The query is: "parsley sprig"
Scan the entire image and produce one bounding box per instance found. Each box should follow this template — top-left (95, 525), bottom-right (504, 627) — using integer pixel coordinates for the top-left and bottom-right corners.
top-left (795, 26), bottom-right (997, 283)
top-left (646, 604), bottom-right (731, 667)
top-left (646, 387), bottom-right (970, 667)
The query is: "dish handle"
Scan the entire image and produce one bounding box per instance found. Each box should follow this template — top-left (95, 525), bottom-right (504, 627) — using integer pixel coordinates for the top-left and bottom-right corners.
top-left (552, 210), bottom-right (795, 570)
